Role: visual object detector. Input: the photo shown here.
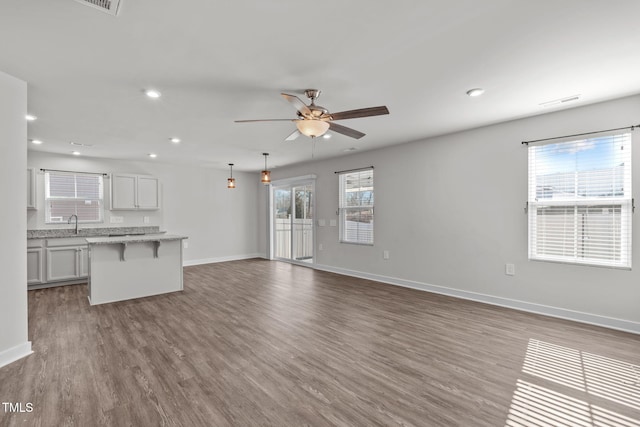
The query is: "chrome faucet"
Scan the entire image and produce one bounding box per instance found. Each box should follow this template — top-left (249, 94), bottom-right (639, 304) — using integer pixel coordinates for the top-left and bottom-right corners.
top-left (68, 214), bottom-right (78, 234)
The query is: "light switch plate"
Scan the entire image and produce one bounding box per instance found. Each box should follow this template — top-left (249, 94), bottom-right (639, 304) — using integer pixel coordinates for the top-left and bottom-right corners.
top-left (329, 219), bottom-right (337, 227)
top-left (318, 219), bottom-right (326, 227)
top-left (505, 263), bottom-right (515, 276)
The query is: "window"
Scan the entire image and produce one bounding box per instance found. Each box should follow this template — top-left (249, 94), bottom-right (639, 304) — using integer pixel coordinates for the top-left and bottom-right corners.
top-left (528, 132), bottom-right (632, 268)
top-left (45, 171), bottom-right (104, 223)
top-left (339, 168), bottom-right (374, 244)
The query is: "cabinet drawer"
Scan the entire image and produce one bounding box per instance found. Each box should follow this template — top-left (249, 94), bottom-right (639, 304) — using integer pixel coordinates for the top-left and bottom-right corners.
top-left (47, 237), bottom-right (88, 247)
top-left (28, 239), bottom-right (44, 248)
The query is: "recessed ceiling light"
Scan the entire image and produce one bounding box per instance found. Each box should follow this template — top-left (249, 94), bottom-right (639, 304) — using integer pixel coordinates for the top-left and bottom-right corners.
top-left (30, 139), bottom-right (43, 145)
top-left (322, 133), bottom-right (332, 139)
top-left (466, 88), bottom-right (485, 97)
top-left (25, 114), bottom-right (37, 121)
top-left (170, 137), bottom-right (181, 143)
top-left (144, 89), bottom-right (161, 99)
top-left (148, 153), bottom-right (157, 158)
top-left (71, 151), bottom-right (81, 156)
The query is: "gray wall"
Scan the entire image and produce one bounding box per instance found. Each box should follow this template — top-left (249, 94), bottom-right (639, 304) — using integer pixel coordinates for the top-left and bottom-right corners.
top-left (261, 94), bottom-right (640, 332)
top-left (0, 71), bottom-right (30, 367)
top-left (28, 152), bottom-right (261, 264)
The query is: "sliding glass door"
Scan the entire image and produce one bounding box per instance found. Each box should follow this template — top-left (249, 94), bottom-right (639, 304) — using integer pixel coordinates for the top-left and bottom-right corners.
top-left (272, 179), bottom-right (314, 264)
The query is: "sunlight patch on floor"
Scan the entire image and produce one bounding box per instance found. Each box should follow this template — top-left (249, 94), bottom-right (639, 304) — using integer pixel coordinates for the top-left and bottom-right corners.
top-left (506, 339), bottom-right (640, 426)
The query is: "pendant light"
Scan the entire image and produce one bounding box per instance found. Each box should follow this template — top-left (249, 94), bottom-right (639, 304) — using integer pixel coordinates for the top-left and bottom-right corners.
top-left (261, 153), bottom-right (271, 185)
top-left (227, 163), bottom-right (236, 189)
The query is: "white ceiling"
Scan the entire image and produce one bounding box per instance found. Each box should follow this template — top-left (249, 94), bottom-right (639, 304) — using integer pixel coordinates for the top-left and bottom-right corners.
top-left (2, 0), bottom-right (640, 172)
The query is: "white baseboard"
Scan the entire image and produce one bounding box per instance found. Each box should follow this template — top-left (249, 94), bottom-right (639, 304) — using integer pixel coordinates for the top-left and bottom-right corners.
top-left (0, 341), bottom-right (32, 369)
top-left (313, 263), bottom-right (640, 335)
top-left (183, 253), bottom-right (264, 267)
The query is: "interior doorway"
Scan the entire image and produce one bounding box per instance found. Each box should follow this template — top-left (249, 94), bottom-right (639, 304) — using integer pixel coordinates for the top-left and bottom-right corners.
top-left (271, 178), bottom-right (315, 264)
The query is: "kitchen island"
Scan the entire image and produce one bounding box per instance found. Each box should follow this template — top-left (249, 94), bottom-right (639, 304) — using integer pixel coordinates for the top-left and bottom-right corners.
top-left (85, 234), bottom-right (188, 305)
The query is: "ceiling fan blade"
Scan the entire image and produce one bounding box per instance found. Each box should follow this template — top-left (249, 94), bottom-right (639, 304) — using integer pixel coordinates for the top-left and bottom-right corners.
top-left (234, 119), bottom-right (294, 123)
top-left (281, 93), bottom-right (311, 117)
top-left (284, 130), bottom-right (301, 141)
top-left (329, 106), bottom-right (389, 121)
top-left (329, 122), bottom-right (365, 139)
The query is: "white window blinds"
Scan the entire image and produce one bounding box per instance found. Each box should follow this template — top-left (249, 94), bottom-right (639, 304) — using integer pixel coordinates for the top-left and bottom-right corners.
top-left (528, 132), bottom-right (632, 268)
top-left (339, 168), bottom-right (374, 245)
top-left (45, 171), bottom-right (104, 223)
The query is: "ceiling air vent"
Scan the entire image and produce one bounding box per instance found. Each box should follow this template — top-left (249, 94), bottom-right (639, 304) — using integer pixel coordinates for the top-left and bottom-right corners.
top-left (74, 0), bottom-right (123, 16)
top-left (539, 94), bottom-right (581, 108)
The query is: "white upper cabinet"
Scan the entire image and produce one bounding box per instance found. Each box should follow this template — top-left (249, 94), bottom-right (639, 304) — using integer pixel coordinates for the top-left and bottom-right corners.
top-left (27, 168), bottom-right (36, 210)
top-left (110, 173), bottom-right (159, 210)
top-left (136, 175), bottom-right (160, 209)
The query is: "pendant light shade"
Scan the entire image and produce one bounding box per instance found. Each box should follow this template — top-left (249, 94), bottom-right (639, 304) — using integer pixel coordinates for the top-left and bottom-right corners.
top-left (295, 119), bottom-right (330, 138)
top-left (227, 163), bottom-right (236, 189)
top-left (261, 153), bottom-right (271, 185)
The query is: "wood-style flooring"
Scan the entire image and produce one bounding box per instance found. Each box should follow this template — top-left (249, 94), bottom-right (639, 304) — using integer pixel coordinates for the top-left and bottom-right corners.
top-left (1, 259), bottom-right (640, 426)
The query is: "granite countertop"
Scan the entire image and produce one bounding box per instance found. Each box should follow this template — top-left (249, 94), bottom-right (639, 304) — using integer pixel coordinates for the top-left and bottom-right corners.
top-left (85, 234), bottom-right (188, 245)
top-left (28, 226), bottom-right (163, 239)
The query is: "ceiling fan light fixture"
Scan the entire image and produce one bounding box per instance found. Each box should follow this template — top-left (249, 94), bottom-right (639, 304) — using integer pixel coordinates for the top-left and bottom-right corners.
top-left (296, 119), bottom-right (330, 138)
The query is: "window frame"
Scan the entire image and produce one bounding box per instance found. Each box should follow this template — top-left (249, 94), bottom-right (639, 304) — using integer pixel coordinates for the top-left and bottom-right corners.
top-left (44, 171), bottom-right (105, 224)
top-left (527, 132), bottom-right (632, 269)
top-left (338, 168), bottom-right (374, 245)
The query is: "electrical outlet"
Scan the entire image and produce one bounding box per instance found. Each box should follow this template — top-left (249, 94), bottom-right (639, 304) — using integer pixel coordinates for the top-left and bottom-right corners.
top-left (110, 216), bottom-right (123, 224)
top-left (183, 241), bottom-right (189, 249)
top-left (383, 250), bottom-right (390, 260)
top-left (318, 219), bottom-right (326, 227)
top-left (329, 219), bottom-right (337, 227)
top-left (319, 243), bottom-right (323, 251)
top-left (143, 216), bottom-right (149, 224)
top-left (505, 263), bottom-right (515, 276)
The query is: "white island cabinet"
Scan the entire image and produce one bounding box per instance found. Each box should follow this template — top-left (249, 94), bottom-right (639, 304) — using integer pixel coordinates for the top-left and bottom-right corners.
top-left (86, 234), bottom-right (187, 305)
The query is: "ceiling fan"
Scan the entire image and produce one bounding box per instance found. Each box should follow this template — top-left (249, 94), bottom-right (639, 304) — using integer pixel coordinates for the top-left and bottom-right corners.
top-left (235, 89), bottom-right (389, 141)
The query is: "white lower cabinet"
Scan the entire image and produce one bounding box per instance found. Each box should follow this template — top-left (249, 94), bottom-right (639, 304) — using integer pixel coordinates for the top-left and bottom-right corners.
top-left (28, 237), bottom-right (89, 287)
top-left (27, 248), bottom-right (44, 284)
top-left (79, 246), bottom-right (89, 277)
top-left (46, 246), bottom-right (84, 282)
